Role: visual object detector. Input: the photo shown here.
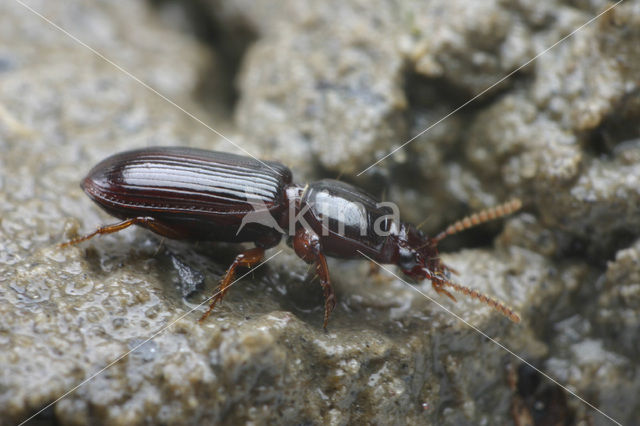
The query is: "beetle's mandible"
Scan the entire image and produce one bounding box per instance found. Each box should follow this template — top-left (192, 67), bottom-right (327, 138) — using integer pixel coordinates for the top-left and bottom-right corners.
top-left (61, 147), bottom-right (522, 328)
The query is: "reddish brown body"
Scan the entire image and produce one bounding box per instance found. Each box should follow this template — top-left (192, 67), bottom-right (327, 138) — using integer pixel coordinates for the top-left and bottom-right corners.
top-left (63, 147), bottom-right (522, 328)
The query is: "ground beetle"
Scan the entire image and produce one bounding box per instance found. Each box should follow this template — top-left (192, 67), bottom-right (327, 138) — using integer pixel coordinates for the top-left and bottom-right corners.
top-left (61, 147), bottom-right (522, 328)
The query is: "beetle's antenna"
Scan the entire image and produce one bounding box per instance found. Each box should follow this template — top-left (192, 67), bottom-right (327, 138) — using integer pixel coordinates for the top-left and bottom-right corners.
top-left (433, 199), bottom-right (522, 244)
top-left (431, 274), bottom-right (520, 323)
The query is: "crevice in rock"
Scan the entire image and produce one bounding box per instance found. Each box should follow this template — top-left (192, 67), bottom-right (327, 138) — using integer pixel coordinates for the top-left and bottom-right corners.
top-left (25, 403), bottom-right (59, 426)
top-left (585, 89), bottom-right (640, 159)
top-left (150, 0), bottom-right (258, 116)
top-left (513, 363), bottom-right (575, 425)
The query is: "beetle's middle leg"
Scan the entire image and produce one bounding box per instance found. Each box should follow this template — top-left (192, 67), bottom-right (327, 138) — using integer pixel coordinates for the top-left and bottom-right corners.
top-left (198, 246), bottom-right (265, 323)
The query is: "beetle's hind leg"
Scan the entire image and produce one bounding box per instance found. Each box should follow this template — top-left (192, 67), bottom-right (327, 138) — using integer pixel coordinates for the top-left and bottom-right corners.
top-left (60, 217), bottom-right (148, 247)
top-left (60, 216), bottom-right (184, 247)
top-left (198, 246), bottom-right (265, 323)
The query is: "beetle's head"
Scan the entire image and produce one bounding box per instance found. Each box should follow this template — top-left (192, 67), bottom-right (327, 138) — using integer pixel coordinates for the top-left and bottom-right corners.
top-left (395, 224), bottom-right (447, 281)
top-left (390, 201), bottom-right (524, 323)
top-left (395, 199), bottom-right (524, 282)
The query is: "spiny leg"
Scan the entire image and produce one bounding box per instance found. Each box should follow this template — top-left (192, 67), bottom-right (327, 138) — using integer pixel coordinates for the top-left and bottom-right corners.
top-left (315, 252), bottom-right (336, 331)
top-left (198, 246), bottom-right (265, 323)
top-left (292, 227), bottom-right (336, 330)
top-left (59, 217), bottom-right (156, 247)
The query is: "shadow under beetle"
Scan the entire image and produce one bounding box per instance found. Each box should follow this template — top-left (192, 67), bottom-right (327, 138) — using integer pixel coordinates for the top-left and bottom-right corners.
top-left (61, 147), bottom-right (522, 328)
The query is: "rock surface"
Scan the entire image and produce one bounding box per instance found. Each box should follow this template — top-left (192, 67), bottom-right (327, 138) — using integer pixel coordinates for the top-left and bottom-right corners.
top-left (1, 0), bottom-right (639, 424)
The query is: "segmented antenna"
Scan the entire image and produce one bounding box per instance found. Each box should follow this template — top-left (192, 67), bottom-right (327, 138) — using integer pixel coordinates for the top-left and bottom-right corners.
top-left (433, 199), bottom-right (522, 243)
top-left (438, 279), bottom-right (521, 323)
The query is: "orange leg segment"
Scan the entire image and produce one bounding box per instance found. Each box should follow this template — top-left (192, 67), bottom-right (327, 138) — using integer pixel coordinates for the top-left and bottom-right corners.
top-left (198, 246), bottom-right (265, 323)
top-left (431, 276), bottom-right (457, 302)
top-left (315, 252), bottom-right (336, 331)
top-left (59, 217), bottom-right (155, 247)
top-left (292, 227), bottom-right (336, 330)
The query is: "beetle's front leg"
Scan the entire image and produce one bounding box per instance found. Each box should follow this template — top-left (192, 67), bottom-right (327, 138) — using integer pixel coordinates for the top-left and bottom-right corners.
top-left (292, 228), bottom-right (336, 330)
top-left (314, 252), bottom-right (336, 331)
top-left (198, 246), bottom-right (265, 323)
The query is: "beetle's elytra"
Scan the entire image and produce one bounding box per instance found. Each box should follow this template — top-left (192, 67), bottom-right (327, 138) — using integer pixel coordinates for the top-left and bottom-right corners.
top-left (62, 147), bottom-right (522, 328)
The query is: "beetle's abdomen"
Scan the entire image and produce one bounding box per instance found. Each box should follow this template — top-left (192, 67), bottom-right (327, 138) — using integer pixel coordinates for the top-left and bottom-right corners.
top-left (301, 179), bottom-right (397, 259)
top-left (83, 147), bottom-right (292, 219)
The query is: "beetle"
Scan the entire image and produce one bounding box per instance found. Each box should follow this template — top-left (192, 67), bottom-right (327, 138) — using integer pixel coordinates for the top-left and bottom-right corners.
top-left (61, 146), bottom-right (522, 328)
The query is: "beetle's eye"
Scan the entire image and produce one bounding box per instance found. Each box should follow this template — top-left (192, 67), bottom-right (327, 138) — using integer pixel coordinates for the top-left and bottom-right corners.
top-left (398, 248), bottom-right (416, 270)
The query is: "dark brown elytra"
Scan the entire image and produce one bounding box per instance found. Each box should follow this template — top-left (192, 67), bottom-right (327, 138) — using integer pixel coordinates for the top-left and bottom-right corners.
top-left (61, 147), bottom-right (522, 328)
